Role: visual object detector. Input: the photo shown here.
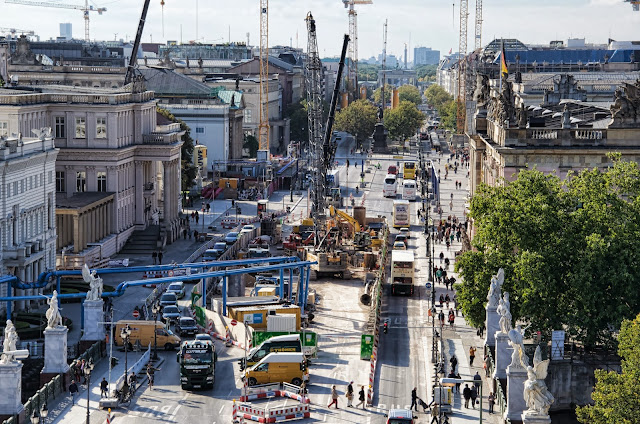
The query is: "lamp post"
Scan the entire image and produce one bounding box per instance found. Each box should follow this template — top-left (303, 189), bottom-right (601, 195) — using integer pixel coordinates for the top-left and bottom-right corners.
top-left (84, 359), bottom-right (94, 424)
top-left (120, 324), bottom-right (131, 388)
top-left (152, 303), bottom-right (160, 360)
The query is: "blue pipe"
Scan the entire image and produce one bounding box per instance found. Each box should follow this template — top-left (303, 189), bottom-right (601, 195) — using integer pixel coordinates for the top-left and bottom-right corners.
top-left (222, 275), bottom-right (228, 316)
top-left (279, 268), bottom-right (284, 299)
top-left (304, 266), bottom-right (311, 312)
top-left (288, 268), bottom-right (293, 303)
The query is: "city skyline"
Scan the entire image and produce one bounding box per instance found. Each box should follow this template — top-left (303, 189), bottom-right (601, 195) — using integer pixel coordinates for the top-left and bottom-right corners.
top-left (0, 0), bottom-right (638, 61)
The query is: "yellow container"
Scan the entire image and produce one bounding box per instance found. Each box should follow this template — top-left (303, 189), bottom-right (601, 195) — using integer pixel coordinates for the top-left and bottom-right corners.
top-left (258, 288), bottom-right (276, 297)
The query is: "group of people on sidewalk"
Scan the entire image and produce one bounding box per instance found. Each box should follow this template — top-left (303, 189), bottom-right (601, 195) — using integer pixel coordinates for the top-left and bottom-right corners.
top-left (327, 382), bottom-right (366, 410)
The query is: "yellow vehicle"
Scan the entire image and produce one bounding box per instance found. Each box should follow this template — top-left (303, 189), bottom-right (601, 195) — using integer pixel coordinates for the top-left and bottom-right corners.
top-left (114, 320), bottom-right (181, 351)
top-left (403, 162), bottom-right (416, 180)
top-left (244, 352), bottom-right (308, 386)
top-left (329, 206), bottom-right (361, 233)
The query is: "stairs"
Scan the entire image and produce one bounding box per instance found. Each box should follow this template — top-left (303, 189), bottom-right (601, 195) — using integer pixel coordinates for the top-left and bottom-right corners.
top-left (119, 225), bottom-right (160, 255)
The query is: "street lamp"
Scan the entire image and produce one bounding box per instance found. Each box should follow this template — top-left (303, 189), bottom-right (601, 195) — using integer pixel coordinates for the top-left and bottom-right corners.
top-left (84, 359), bottom-right (94, 424)
top-left (152, 303), bottom-right (160, 360)
top-left (120, 324), bottom-right (131, 388)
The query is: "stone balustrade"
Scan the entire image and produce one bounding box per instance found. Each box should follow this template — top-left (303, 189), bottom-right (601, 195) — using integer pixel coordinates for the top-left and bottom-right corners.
top-left (0, 91), bottom-right (154, 106)
top-left (486, 119), bottom-right (608, 147)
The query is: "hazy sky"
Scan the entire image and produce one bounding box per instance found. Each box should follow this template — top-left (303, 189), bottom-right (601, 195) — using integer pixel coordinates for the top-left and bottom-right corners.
top-left (1, 0), bottom-right (639, 61)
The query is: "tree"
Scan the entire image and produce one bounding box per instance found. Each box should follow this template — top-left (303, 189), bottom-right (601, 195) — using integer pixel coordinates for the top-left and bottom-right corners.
top-left (439, 99), bottom-right (457, 131)
top-left (384, 100), bottom-right (424, 141)
top-left (424, 84), bottom-right (452, 110)
top-left (415, 64), bottom-right (438, 82)
top-left (576, 313), bottom-right (640, 423)
top-left (156, 106), bottom-right (197, 191)
top-left (284, 100), bottom-right (309, 144)
top-left (243, 134), bottom-right (259, 158)
top-left (397, 84), bottom-right (422, 105)
top-left (358, 64), bottom-right (381, 82)
top-left (372, 84), bottom-right (394, 104)
top-left (454, 157), bottom-right (640, 347)
top-left (333, 99), bottom-right (378, 144)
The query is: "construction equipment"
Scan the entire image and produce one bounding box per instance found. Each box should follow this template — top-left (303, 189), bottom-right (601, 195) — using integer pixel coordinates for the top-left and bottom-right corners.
top-left (474, 0), bottom-right (482, 51)
top-left (456, 0), bottom-right (469, 134)
top-left (329, 205), bottom-right (361, 233)
top-left (0, 27), bottom-right (34, 37)
top-left (124, 0), bottom-right (152, 86)
top-left (380, 19), bottom-right (388, 116)
top-left (624, 0), bottom-right (640, 11)
top-left (6, 0), bottom-right (106, 42)
top-left (258, 0), bottom-right (270, 153)
top-left (307, 250), bottom-right (351, 280)
top-left (342, 0), bottom-right (372, 101)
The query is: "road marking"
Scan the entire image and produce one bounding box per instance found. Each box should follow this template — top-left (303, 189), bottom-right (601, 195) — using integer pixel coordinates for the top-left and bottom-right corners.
top-left (159, 405), bottom-right (172, 415)
top-left (219, 405), bottom-right (225, 414)
top-left (143, 405), bottom-right (157, 417)
top-left (169, 405), bottom-right (181, 420)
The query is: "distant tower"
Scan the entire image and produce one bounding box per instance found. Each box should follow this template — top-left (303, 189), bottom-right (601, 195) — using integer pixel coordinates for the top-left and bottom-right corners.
top-left (60, 23), bottom-right (72, 40)
top-left (404, 43), bottom-right (407, 69)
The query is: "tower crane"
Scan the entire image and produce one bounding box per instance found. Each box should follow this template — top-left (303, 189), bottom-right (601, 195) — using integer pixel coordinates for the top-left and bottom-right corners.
top-left (342, 0), bottom-right (372, 102)
top-left (623, 0), bottom-right (639, 11)
top-left (124, 0), bottom-right (151, 86)
top-left (258, 0), bottom-right (270, 154)
top-left (456, 0), bottom-right (468, 134)
top-left (5, 0), bottom-right (107, 42)
top-left (0, 27), bottom-right (35, 37)
top-left (380, 19), bottom-right (388, 118)
top-left (474, 0), bottom-right (482, 50)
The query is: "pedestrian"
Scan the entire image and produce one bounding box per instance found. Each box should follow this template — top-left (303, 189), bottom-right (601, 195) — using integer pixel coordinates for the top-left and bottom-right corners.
top-left (473, 371), bottom-right (482, 391)
top-left (79, 359), bottom-right (87, 384)
top-left (439, 252), bottom-right (444, 263)
top-left (488, 392), bottom-right (496, 413)
top-left (455, 372), bottom-right (462, 393)
top-left (447, 370), bottom-right (457, 392)
top-left (429, 401), bottom-right (439, 423)
top-left (448, 310), bottom-right (455, 328)
top-left (470, 385), bottom-right (478, 409)
top-left (445, 294), bottom-right (451, 308)
top-left (438, 310), bottom-right (445, 326)
top-left (346, 381), bottom-right (354, 407)
top-left (206, 203), bottom-right (210, 213)
top-left (195, 211), bottom-right (199, 224)
top-left (439, 293), bottom-right (445, 307)
top-left (449, 355), bottom-right (458, 373)
top-left (479, 324), bottom-right (485, 338)
top-left (194, 230), bottom-right (199, 241)
top-left (183, 228), bottom-right (187, 239)
top-left (152, 251), bottom-right (157, 265)
top-left (129, 371), bottom-right (137, 392)
top-left (100, 377), bottom-right (108, 398)
top-left (147, 363), bottom-right (160, 390)
top-left (328, 385), bottom-right (339, 409)
top-left (158, 250), bottom-right (163, 265)
top-left (449, 201), bottom-right (453, 211)
top-left (69, 380), bottom-right (79, 405)
top-left (356, 385), bottom-right (366, 409)
top-left (484, 355), bottom-right (490, 377)
top-left (190, 211), bottom-right (195, 221)
top-left (410, 387), bottom-right (418, 411)
top-left (462, 384), bottom-right (471, 408)
top-left (469, 346), bottom-right (477, 366)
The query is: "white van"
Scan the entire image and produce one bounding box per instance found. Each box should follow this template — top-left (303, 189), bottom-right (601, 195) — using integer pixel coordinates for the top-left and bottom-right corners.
top-left (402, 180), bottom-right (417, 201)
top-left (383, 174), bottom-right (398, 198)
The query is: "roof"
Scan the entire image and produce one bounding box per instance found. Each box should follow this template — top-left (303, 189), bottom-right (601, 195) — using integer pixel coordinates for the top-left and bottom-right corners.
top-left (388, 408), bottom-right (414, 419)
top-left (255, 352), bottom-right (305, 364)
top-left (496, 49), bottom-right (638, 65)
top-left (139, 68), bottom-right (214, 97)
top-left (56, 192), bottom-right (115, 210)
top-left (392, 250), bottom-right (415, 262)
top-left (137, 57), bottom-right (242, 69)
top-left (258, 334), bottom-right (300, 344)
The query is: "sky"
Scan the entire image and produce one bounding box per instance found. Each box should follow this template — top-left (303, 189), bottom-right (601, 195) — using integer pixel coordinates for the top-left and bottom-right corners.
top-left (1, 0), bottom-right (639, 61)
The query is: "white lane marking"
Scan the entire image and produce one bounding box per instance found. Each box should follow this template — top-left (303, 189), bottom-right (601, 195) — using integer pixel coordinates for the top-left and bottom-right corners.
top-left (219, 405), bottom-right (225, 414)
top-left (143, 405), bottom-right (157, 417)
top-left (159, 405), bottom-right (172, 415)
top-left (169, 405), bottom-right (182, 420)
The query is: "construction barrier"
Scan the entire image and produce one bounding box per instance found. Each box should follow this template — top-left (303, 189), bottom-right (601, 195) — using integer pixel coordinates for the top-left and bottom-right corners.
top-left (240, 382), bottom-right (310, 404)
top-left (236, 383), bottom-right (310, 423)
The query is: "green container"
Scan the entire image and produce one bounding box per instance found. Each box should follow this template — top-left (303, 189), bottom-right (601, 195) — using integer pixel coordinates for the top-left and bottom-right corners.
top-left (360, 334), bottom-right (374, 360)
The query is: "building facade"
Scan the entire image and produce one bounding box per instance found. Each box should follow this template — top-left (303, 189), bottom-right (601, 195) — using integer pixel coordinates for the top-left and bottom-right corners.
top-left (0, 130), bottom-right (58, 314)
top-left (414, 47), bottom-right (440, 66)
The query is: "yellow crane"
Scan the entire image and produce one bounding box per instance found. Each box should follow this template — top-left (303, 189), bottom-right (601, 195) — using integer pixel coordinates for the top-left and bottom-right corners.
top-left (5, 0), bottom-right (106, 42)
top-left (342, 0), bottom-right (372, 102)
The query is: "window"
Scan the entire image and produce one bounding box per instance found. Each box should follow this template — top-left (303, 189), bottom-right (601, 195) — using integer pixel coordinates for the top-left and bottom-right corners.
top-left (54, 117), bottom-right (65, 138)
top-left (244, 109), bottom-right (252, 123)
top-left (76, 171), bottom-right (86, 192)
top-left (96, 117), bottom-right (107, 138)
top-left (97, 171), bottom-right (107, 192)
top-left (195, 127), bottom-right (205, 134)
top-left (48, 171), bottom-right (52, 184)
top-left (75, 117), bottom-right (86, 138)
top-left (55, 171), bottom-right (65, 192)
top-left (0, 121), bottom-right (8, 137)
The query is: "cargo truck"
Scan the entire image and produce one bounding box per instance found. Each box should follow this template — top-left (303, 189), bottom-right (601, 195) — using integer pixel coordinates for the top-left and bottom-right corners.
top-left (177, 339), bottom-right (217, 389)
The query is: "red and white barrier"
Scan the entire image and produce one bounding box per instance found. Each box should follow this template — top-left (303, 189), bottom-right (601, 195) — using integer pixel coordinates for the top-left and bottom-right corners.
top-left (237, 404), bottom-right (310, 423)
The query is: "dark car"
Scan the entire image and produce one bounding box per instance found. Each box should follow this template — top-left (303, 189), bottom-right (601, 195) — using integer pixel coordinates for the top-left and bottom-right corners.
top-left (176, 317), bottom-right (198, 336)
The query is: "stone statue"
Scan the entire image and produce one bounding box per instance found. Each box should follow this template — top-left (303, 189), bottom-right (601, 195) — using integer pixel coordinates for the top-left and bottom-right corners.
top-left (82, 264), bottom-right (103, 301)
top-left (498, 295), bottom-right (513, 334)
top-left (523, 346), bottom-right (555, 416)
top-left (508, 324), bottom-right (530, 368)
top-left (473, 74), bottom-right (490, 107)
top-left (45, 290), bottom-right (63, 329)
top-left (562, 104), bottom-right (572, 129)
top-left (517, 103), bottom-right (528, 128)
top-left (487, 268), bottom-right (505, 308)
top-left (1, 320), bottom-right (19, 364)
top-left (610, 85), bottom-right (638, 127)
top-left (503, 292), bottom-right (511, 313)
top-left (10, 35), bottom-right (38, 65)
top-left (497, 81), bottom-right (516, 124)
top-left (514, 71), bottom-right (523, 84)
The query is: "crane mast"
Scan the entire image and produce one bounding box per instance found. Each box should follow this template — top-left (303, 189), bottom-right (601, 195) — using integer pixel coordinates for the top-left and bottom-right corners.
top-left (456, 0), bottom-right (468, 134)
top-left (380, 19), bottom-right (388, 119)
top-left (124, 0), bottom-right (152, 86)
top-left (343, 0), bottom-right (372, 102)
top-left (258, 0), bottom-right (270, 154)
top-left (474, 0), bottom-right (482, 51)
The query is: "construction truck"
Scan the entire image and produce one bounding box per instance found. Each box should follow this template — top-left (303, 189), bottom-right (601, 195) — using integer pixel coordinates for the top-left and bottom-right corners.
top-left (177, 339), bottom-right (217, 390)
top-left (306, 249), bottom-right (351, 280)
top-left (326, 170), bottom-right (343, 208)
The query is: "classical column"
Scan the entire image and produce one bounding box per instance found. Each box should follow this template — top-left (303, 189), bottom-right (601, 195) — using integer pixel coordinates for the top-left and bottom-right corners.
top-left (163, 161), bottom-right (170, 225)
top-left (73, 214), bottom-right (80, 253)
top-left (135, 161), bottom-right (144, 226)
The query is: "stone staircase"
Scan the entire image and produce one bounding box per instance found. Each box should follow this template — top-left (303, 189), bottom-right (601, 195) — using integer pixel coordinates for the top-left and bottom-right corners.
top-left (119, 225), bottom-right (160, 255)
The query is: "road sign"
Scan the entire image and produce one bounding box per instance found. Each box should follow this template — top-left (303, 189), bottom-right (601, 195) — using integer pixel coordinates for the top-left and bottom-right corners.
top-left (132, 310), bottom-right (140, 319)
top-left (230, 319), bottom-right (238, 326)
top-left (425, 282), bottom-right (432, 289)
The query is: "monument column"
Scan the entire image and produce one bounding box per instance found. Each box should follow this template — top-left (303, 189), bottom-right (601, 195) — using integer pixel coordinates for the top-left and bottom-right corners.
top-left (41, 291), bottom-right (70, 387)
top-left (0, 320), bottom-right (28, 422)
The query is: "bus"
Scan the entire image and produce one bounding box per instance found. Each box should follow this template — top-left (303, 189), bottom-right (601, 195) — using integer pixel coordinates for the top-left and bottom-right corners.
top-left (383, 174), bottom-right (398, 198)
top-left (392, 200), bottom-right (411, 228)
top-left (403, 162), bottom-right (416, 180)
top-left (391, 250), bottom-right (415, 296)
top-left (402, 180), bottom-right (417, 201)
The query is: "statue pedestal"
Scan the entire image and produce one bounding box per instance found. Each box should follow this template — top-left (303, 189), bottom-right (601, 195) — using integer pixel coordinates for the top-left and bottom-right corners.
top-left (485, 304), bottom-right (500, 347)
top-left (42, 326), bottom-right (70, 374)
top-left (505, 364), bottom-right (527, 422)
top-left (493, 331), bottom-right (511, 379)
top-left (82, 299), bottom-right (105, 342)
top-left (522, 412), bottom-right (551, 424)
top-left (0, 361), bottom-right (24, 416)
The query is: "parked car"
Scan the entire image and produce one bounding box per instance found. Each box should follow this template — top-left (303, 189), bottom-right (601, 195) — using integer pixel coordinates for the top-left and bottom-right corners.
top-left (162, 305), bottom-right (181, 323)
top-left (202, 249), bottom-right (219, 262)
top-left (175, 317), bottom-right (198, 336)
top-left (167, 282), bottom-right (185, 299)
top-left (399, 227), bottom-right (410, 239)
top-left (225, 232), bottom-right (240, 245)
top-left (159, 292), bottom-right (178, 307)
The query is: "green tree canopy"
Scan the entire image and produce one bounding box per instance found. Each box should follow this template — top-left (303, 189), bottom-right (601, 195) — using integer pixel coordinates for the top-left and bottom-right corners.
top-left (424, 84), bottom-right (452, 110)
top-left (439, 99), bottom-right (457, 131)
top-left (333, 99), bottom-right (378, 143)
top-left (372, 84), bottom-right (394, 104)
top-left (415, 64), bottom-right (438, 82)
top-left (455, 157), bottom-right (640, 347)
top-left (157, 106), bottom-right (197, 191)
top-left (397, 84), bottom-right (423, 105)
top-left (576, 313), bottom-right (640, 423)
top-left (243, 134), bottom-right (259, 158)
top-left (358, 64), bottom-right (380, 82)
top-left (384, 100), bottom-right (424, 141)
top-left (284, 100), bottom-right (309, 144)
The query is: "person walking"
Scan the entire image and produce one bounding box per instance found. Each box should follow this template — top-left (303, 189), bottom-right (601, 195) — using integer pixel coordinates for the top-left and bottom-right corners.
top-left (356, 386), bottom-right (366, 409)
top-left (158, 250), bottom-right (163, 265)
top-left (488, 392), bottom-right (496, 413)
top-left (469, 346), bottom-right (477, 367)
top-left (429, 401), bottom-right (440, 424)
top-left (438, 310), bottom-right (445, 326)
top-left (346, 381), bottom-right (354, 407)
top-left (473, 371), bottom-right (482, 391)
top-left (449, 354), bottom-right (458, 373)
top-left (147, 363), bottom-right (160, 390)
top-left (484, 355), bottom-right (490, 377)
top-left (448, 311), bottom-right (455, 329)
top-left (69, 380), bottom-right (79, 405)
top-left (100, 377), bottom-right (108, 398)
top-left (470, 385), bottom-right (478, 409)
top-left (152, 251), bottom-right (157, 265)
top-left (327, 385), bottom-right (339, 409)
top-left (129, 371), bottom-right (138, 392)
top-left (455, 372), bottom-right (462, 394)
top-left (410, 387), bottom-right (418, 411)
top-left (462, 384), bottom-right (471, 408)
